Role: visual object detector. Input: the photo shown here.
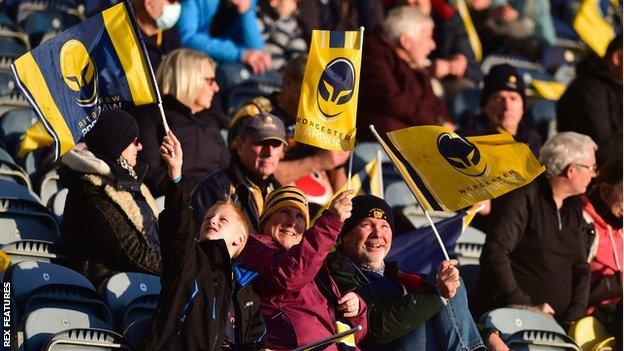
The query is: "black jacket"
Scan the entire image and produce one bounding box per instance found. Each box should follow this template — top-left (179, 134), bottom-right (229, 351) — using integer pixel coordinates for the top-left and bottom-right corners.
top-left (557, 53), bottom-right (623, 165)
top-left (191, 155), bottom-right (280, 232)
top-left (60, 149), bottom-right (162, 287)
top-left (474, 176), bottom-right (592, 324)
top-left (139, 182), bottom-right (266, 351)
top-left (136, 95), bottom-right (230, 196)
top-left (141, 27), bottom-right (180, 70)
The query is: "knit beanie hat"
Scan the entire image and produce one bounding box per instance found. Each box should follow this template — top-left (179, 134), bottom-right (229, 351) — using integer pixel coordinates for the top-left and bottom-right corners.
top-left (83, 109), bottom-right (139, 160)
top-left (481, 64), bottom-right (526, 107)
top-left (341, 195), bottom-right (394, 237)
top-left (259, 186), bottom-right (309, 230)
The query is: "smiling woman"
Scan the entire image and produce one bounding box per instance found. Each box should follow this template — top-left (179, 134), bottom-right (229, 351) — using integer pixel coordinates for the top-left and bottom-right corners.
top-left (239, 186), bottom-right (369, 350)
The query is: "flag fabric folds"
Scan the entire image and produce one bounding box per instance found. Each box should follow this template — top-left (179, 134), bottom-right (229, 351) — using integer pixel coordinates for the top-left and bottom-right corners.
top-left (387, 209), bottom-right (474, 276)
top-left (11, 1), bottom-right (158, 159)
top-left (377, 126), bottom-right (545, 212)
top-left (295, 29), bottom-right (362, 151)
top-left (573, 0), bottom-right (617, 56)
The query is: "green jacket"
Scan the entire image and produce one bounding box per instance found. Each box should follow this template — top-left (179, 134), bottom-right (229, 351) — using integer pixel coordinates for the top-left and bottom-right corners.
top-left (327, 250), bottom-right (444, 345)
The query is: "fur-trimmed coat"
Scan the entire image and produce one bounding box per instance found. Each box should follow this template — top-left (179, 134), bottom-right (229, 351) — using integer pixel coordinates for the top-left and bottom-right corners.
top-left (61, 147), bottom-right (162, 287)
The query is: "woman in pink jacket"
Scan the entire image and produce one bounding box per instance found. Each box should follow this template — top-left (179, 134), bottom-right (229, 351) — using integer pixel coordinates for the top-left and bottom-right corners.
top-left (239, 186), bottom-right (368, 350)
top-left (583, 158), bottom-right (622, 319)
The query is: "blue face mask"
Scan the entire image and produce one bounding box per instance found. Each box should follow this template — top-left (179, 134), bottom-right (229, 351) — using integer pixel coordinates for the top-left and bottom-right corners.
top-left (155, 1), bottom-right (181, 30)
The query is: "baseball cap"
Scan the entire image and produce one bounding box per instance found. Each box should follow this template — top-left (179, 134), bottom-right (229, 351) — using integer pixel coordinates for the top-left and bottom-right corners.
top-left (239, 113), bottom-right (287, 145)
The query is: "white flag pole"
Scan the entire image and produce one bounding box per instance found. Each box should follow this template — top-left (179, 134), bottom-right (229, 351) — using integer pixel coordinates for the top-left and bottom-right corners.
top-left (346, 150), bottom-right (354, 191)
top-left (377, 149), bottom-right (384, 199)
top-left (369, 125), bottom-right (450, 261)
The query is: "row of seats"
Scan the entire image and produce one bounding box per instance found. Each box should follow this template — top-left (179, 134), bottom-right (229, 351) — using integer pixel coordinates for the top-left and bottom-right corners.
top-left (5, 260), bottom-right (160, 350)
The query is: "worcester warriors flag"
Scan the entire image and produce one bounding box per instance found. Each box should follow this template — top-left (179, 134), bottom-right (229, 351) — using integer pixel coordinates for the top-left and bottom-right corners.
top-left (11, 1), bottom-right (158, 160)
top-left (377, 126), bottom-right (545, 212)
top-left (295, 30), bottom-right (363, 151)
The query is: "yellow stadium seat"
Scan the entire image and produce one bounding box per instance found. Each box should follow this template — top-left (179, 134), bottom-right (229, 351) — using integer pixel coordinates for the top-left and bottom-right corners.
top-left (568, 316), bottom-right (613, 351)
top-left (592, 337), bottom-right (615, 351)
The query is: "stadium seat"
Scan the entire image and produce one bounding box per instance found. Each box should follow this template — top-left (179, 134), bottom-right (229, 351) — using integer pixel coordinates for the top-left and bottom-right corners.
top-left (0, 239), bottom-right (66, 265)
top-left (101, 272), bottom-right (161, 331)
top-left (505, 329), bottom-right (582, 350)
top-left (0, 68), bottom-right (17, 96)
top-left (568, 316), bottom-right (613, 351)
top-left (482, 307), bottom-right (567, 338)
top-left (0, 156), bottom-right (32, 189)
top-left (4, 261), bottom-right (96, 320)
top-left (0, 93), bottom-right (29, 117)
top-left (16, 0), bottom-right (85, 46)
top-left (226, 80), bottom-right (282, 113)
top-left (45, 327), bottom-right (132, 350)
top-left (51, 187), bottom-right (67, 219)
top-left (0, 106), bottom-right (37, 156)
top-left (0, 23), bottom-right (29, 58)
top-left (38, 166), bottom-right (60, 207)
top-left (453, 226), bottom-right (486, 265)
top-left (21, 307), bottom-right (115, 351)
top-left (0, 180), bottom-right (59, 245)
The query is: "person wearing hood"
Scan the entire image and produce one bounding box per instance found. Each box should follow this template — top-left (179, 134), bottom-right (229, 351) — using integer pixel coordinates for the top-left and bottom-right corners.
top-left (557, 34), bottom-right (623, 166)
top-left (131, 0), bottom-right (182, 70)
top-left (60, 109), bottom-right (162, 287)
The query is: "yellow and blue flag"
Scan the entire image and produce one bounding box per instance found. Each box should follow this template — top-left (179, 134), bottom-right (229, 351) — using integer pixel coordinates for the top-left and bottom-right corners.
top-left (387, 207), bottom-right (477, 276)
top-left (10, 1), bottom-right (158, 160)
top-left (377, 126), bottom-right (545, 212)
top-left (295, 30), bottom-right (363, 151)
top-left (574, 0), bottom-right (618, 56)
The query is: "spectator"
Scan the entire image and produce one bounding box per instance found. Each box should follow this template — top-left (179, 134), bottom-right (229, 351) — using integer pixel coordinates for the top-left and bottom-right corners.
top-left (192, 113), bottom-right (286, 232)
top-left (176, 0), bottom-right (272, 74)
top-left (557, 34), bottom-right (623, 166)
top-left (297, 0), bottom-right (384, 43)
top-left (61, 110), bottom-right (161, 287)
top-left (468, 0), bottom-right (556, 57)
top-left (328, 195), bottom-right (506, 350)
top-left (131, 0), bottom-right (181, 70)
top-left (474, 132), bottom-right (596, 329)
top-left (137, 48), bottom-right (229, 196)
top-left (139, 132), bottom-right (266, 350)
top-left (390, 0), bottom-right (482, 103)
top-left (461, 64), bottom-right (542, 156)
top-left (229, 55), bottom-right (350, 206)
top-left (257, 0), bottom-right (307, 71)
top-left (239, 186), bottom-right (368, 350)
top-left (357, 6), bottom-right (453, 141)
top-left (583, 158), bottom-right (622, 323)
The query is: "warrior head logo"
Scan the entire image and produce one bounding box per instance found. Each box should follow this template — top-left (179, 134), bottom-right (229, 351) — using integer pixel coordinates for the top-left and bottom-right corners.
top-left (437, 133), bottom-right (487, 177)
top-left (60, 39), bottom-right (98, 108)
top-left (316, 58), bottom-right (355, 118)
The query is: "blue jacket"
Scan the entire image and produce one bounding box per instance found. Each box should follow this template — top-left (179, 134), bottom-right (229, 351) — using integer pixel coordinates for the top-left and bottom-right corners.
top-left (177, 0), bottom-right (265, 63)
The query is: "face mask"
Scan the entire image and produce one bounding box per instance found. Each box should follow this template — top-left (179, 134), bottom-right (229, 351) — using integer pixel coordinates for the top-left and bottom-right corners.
top-left (155, 1), bottom-right (181, 30)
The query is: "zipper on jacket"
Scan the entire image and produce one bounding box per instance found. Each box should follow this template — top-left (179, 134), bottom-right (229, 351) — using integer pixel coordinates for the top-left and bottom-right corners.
top-left (159, 279), bottom-right (200, 350)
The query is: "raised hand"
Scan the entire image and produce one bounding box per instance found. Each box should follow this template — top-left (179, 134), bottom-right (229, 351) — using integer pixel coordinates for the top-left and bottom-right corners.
top-left (159, 130), bottom-right (183, 181)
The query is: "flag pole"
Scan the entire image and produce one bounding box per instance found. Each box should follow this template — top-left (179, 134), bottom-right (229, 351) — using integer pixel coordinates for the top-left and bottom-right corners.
top-left (346, 150), bottom-right (354, 190)
top-left (377, 149), bottom-right (384, 199)
top-left (369, 125), bottom-right (450, 261)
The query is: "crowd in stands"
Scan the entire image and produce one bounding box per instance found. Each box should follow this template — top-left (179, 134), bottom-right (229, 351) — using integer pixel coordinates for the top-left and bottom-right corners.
top-left (0, 0), bottom-right (622, 350)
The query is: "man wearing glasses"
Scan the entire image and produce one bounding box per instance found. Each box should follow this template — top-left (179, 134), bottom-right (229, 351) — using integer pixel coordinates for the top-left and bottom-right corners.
top-left (474, 132), bottom-right (597, 330)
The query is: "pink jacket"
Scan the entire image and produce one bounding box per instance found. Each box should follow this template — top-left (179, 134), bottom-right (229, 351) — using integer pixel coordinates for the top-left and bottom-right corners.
top-left (239, 211), bottom-right (368, 351)
top-left (583, 197), bottom-right (623, 309)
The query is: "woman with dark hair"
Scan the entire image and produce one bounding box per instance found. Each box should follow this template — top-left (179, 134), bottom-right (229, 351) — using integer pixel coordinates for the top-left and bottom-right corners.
top-left (61, 110), bottom-right (162, 287)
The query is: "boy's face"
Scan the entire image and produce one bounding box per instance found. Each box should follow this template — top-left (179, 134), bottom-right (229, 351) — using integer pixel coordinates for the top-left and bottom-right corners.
top-left (200, 204), bottom-right (247, 258)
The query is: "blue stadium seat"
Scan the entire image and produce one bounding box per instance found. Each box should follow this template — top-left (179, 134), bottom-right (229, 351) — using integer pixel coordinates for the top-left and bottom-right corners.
top-left (0, 68), bottom-right (17, 96)
top-left (4, 261), bottom-right (95, 320)
top-left (0, 154), bottom-right (32, 189)
top-left (0, 180), bottom-right (59, 245)
top-left (0, 93), bottom-right (29, 117)
top-left (45, 327), bottom-right (132, 350)
top-left (51, 187), bottom-right (67, 220)
top-left (38, 166), bottom-right (61, 207)
top-left (482, 307), bottom-right (581, 350)
top-left (16, 1), bottom-right (84, 46)
top-left (0, 106), bottom-right (37, 156)
top-left (21, 308), bottom-right (115, 351)
top-left (0, 239), bottom-right (67, 265)
top-left (101, 272), bottom-right (161, 331)
top-left (0, 23), bottom-right (29, 58)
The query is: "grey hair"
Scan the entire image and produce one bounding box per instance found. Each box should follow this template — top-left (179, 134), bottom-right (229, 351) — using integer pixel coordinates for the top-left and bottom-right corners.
top-left (382, 6), bottom-right (433, 46)
top-left (539, 132), bottom-right (598, 178)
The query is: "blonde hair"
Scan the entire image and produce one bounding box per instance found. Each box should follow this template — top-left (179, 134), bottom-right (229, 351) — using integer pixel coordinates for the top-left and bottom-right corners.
top-left (156, 48), bottom-right (215, 108)
top-left (201, 198), bottom-right (252, 247)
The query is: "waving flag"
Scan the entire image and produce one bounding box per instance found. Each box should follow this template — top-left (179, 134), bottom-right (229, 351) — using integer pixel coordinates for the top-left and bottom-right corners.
top-left (574, 0), bottom-right (617, 56)
top-left (295, 29), bottom-right (363, 151)
top-left (11, 1), bottom-right (158, 159)
top-left (387, 207), bottom-right (478, 276)
top-left (376, 126), bottom-right (544, 212)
